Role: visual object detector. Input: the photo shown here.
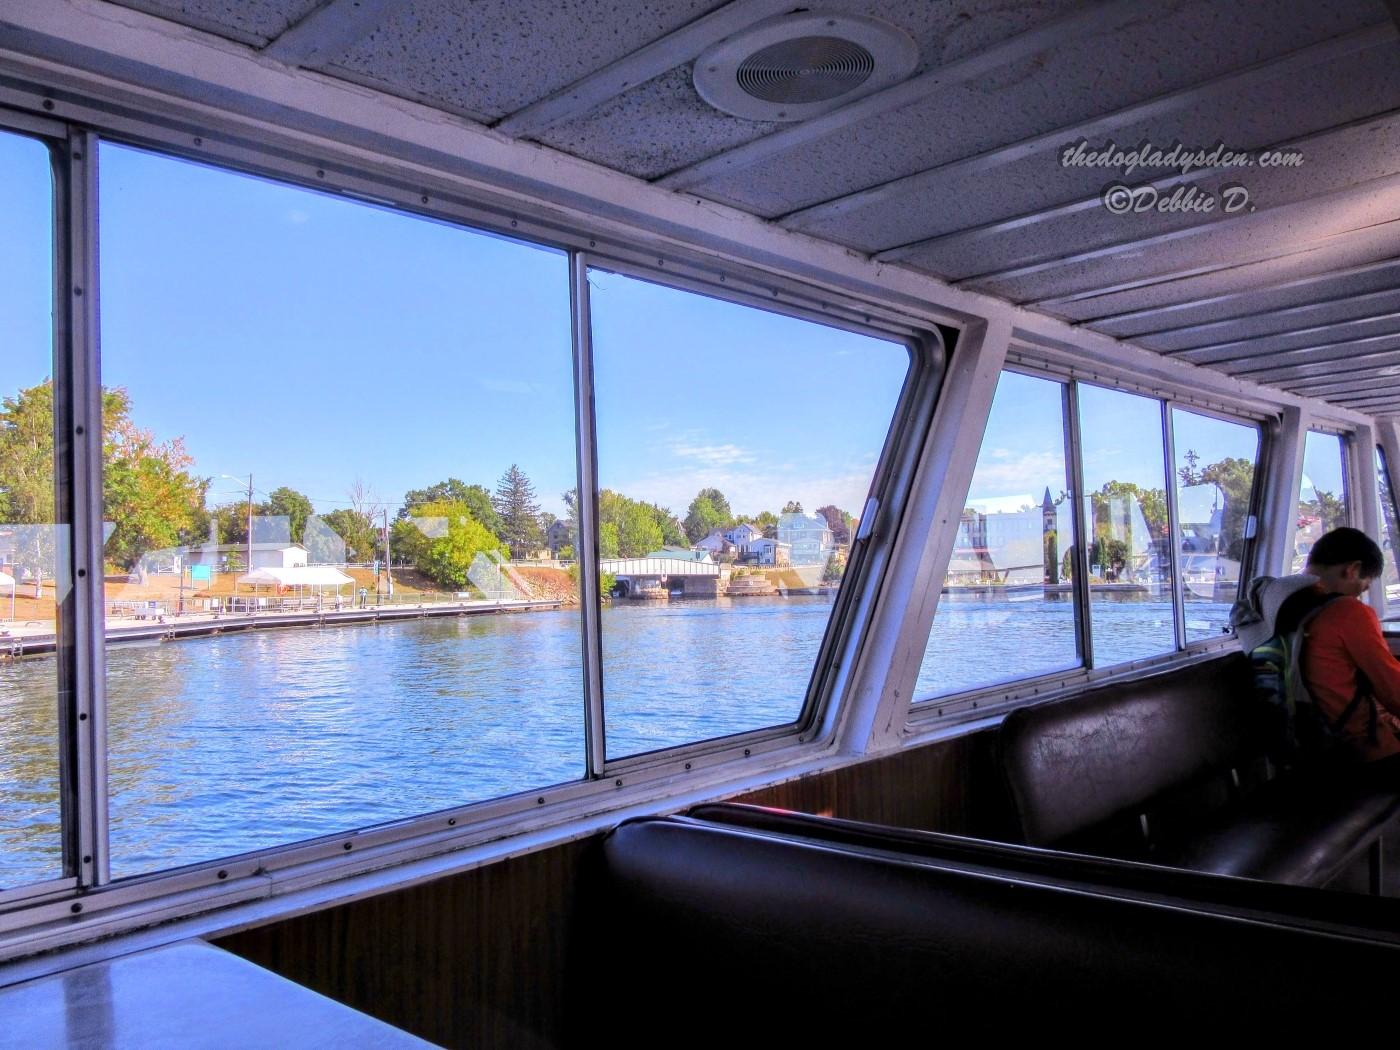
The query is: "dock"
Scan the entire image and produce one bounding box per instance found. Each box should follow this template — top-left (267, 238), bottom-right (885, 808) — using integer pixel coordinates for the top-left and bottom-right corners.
top-left (1, 598), bottom-right (565, 659)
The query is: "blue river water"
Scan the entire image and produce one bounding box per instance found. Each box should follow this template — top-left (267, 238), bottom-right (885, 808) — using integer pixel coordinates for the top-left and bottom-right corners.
top-left (0, 593), bottom-right (1231, 886)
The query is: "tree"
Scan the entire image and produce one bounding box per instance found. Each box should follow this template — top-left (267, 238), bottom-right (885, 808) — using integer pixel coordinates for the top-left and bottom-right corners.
top-left (618, 501), bottom-right (664, 557)
top-left (1182, 453), bottom-right (1257, 558)
top-left (101, 388), bottom-right (207, 571)
top-left (402, 478), bottom-right (502, 537)
top-left (493, 464), bottom-right (542, 558)
top-left (816, 504), bottom-right (853, 546)
top-left (322, 508), bottom-right (378, 563)
top-left (684, 494), bottom-right (726, 543)
top-left (407, 500), bottom-right (506, 589)
top-left (782, 500), bottom-right (804, 515)
top-left (694, 487), bottom-right (731, 521)
top-left (261, 486), bottom-right (313, 544)
top-left (646, 503), bottom-right (686, 547)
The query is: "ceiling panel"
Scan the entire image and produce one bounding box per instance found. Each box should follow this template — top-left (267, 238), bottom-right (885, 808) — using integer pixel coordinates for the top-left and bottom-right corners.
top-left (914, 118), bottom-right (1400, 282)
top-left (1169, 314), bottom-right (1400, 365)
top-left (1087, 260), bottom-right (1400, 336)
top-left (1128, 287), bottom-right (1400, 350)
top-left (314, 0), bottom-right (724, 122)
top-left (969, 177), bottom-right (1400, 303)
top-left (691, 0), bottom-right (1383, 218)
top-left (530, 0), bottom-right (1089, 179)
top-left (1040, 224), bottom-right (1400, 322)
top-left (876, 57), bottom-right (1400, 268)
top-left (105, 0), bottom-right (322, 43)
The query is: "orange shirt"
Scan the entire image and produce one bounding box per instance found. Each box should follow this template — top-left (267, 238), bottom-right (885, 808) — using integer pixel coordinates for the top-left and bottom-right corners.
top-left (1300, 595), bottom-right (1400, 761)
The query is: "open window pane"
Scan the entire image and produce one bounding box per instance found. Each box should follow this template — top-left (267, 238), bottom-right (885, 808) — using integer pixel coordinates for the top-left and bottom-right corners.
top-left (1172, 409), bottom-right (1259, 642)
top-left (917, 371), bottom-right (1079, 699)
top-left (588, 270), bottom-right (909, 758)
top-left (1293, 431), bottom-right (1349, 572)
top-left (1078, 384), bottom-right (1176, 666)
top-left (99, 143), bottom-right (583, 876)
top-left (1377, 447), bottom-right (1399, 618)
top-left (0, 130), bottom-right (65, 889)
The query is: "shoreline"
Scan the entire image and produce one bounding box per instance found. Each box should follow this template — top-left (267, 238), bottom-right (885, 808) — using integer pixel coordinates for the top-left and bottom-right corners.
top-left (1, 598), bottom-right (565, 660)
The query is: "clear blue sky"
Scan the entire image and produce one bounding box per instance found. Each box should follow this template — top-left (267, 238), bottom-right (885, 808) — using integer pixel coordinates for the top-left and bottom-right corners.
top-left (0, 127), bottom-right (1302, 531)
top-left (5, 132), bottom-right (911, 523)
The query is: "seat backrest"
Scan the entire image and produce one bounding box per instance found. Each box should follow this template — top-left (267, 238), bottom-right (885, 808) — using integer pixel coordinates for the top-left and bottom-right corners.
top-left (584, 814), bottom-right (1400, 1040)
top-left (999, 655), bottom-right (1257, 846)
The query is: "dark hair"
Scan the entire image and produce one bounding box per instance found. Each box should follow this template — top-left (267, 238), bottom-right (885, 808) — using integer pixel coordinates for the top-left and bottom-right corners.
top-left (1306, 527), bottom-right (1384, 578)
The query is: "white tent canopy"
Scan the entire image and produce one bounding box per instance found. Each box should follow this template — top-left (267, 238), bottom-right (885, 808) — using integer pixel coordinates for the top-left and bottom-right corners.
top-left (236, 566), bottom-right (354, 588)
top-left (0, 572), bottom-right (14, 587)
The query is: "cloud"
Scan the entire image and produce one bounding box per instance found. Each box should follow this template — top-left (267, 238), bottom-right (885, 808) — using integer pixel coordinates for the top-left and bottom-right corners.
top-left (966, 450), bottom-right (1066, 500)
top-left (611, 462), bottom-right (876, 519)
top-left (668, 442), bottom-right (756, 466)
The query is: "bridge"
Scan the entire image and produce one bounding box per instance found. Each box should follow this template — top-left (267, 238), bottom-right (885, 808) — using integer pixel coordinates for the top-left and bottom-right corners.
top-left (600, 557), bottom-right (721, 599)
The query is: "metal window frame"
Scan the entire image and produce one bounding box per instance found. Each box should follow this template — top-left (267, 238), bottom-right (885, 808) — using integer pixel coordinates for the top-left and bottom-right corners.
top-left (0, 92), bottom-right (944, 937)
top-left (575, 252), bottom-right (940, 774)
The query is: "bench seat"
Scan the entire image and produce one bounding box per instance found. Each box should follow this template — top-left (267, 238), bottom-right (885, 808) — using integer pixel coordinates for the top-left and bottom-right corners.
top-left (999, 654), bottom-right (1400, 887)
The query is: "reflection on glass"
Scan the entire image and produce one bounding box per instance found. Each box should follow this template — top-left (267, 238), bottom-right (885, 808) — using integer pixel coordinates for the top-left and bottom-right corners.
top-left (1293, 432), bottom-right (1349, 572)
top-left (589, 270), bottom-right (908, 757)
top-left (99, 142), bottom-right (583, 876)
top-left (0, 130), bottom-right (65, 890)
top-left (1377, 447), bottom-right (1400, 618)
top-left (1078, 384), bottom-right (1175, 666)
top-left (1172, 409), bottom-right (1258, 641)
top-left (918, 371), bottom-right (1079, 699)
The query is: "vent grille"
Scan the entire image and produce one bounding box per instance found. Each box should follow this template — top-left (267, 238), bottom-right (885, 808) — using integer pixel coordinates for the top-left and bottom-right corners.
top-left (735, 36), bottom-right (875, 105)
top-left (694, 13), bottom-right (917, 122)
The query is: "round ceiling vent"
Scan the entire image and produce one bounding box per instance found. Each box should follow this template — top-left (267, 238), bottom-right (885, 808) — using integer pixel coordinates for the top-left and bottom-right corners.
top-left (695, 13), bottom-right (918, 122)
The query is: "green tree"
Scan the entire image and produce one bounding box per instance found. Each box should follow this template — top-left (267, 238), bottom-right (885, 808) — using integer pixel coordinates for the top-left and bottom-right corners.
top-left (261, 486), bottom-right (313, 544)
top-left (323, 508), bottom-right (378, 564)
top-left (101, 389), bottom-right (206, 571)
top-left (618, 501), bottom-right (664, 557)
top-left (599, 521), bottom-right (619, 558)
top-left (782, 500), bottom-right (804, 515)
top-left (684, 494), bottom-right (726, 543)
top-left (1184, 454), bottom-right (1257, 557)
top-left (694, 487), bottom-right (731, 521)
top-left (646, 503), bottom-right (686, 547)
top-left (492, 464), bottom-right (542, 558)
top-left (399, 500), bottom-right (505, 588)
top-left (401, 478), bottom-right (502, 537)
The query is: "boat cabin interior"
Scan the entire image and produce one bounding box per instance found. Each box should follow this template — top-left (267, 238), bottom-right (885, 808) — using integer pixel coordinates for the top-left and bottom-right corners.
top-left (5, 0), bottom-right (1400, 1043)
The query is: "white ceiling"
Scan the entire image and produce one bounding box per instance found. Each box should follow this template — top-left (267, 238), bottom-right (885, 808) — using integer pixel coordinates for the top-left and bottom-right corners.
top-left (83, 0), bottom-right (1400, 413)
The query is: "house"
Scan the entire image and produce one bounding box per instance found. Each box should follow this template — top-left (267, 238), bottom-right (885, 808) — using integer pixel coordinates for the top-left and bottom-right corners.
top-left (777, 513), bottom-right (834, 567)
top-left (546, 519), bottom-right (573, 554)
top-left (183, 542), bottom-right (310, 572)
top-left (693, 530), bottom-right (738, 558)
top-left (740, 538), bottom-right (790, 567)
top-left (724, 523), bottom-right (761, 547)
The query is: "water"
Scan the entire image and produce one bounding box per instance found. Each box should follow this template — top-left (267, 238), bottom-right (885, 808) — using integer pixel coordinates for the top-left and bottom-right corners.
top-left (0, 594), bottom-right (1231, 886)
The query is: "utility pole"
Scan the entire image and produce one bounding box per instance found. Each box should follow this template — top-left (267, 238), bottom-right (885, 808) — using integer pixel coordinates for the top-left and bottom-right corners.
top-left (246, 473), bottom-right (254, 576)
top-left (383, 508), bottom-right (393, 599)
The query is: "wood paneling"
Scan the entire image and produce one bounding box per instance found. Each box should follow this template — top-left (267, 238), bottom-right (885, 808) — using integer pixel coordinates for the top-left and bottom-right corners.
top-left (214, 728), bottom-right (1009, 1048)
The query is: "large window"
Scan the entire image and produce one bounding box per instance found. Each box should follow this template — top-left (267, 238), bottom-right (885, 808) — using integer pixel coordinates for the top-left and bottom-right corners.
top-left (915, 369), bottom-right (1263, 705)
top-left (98, 144), bottom-right (584, 875)
top-left (1173, 409), bottom-right (1259, 641)
top-left (1078, 384), bottom-right (1175, 665)
top-left (589, 270), bottom-right (910, 757)
top-left (0, 124), bottom-right (922, 899)
top-left (918, 371), bottom-right (1077, 698)
top-left (0, 130), bottom-right (66, 890)
top-left (1293, 431), bottom-right (1349, 572)
top-left (1377, 447), bottom-right (1399, 619)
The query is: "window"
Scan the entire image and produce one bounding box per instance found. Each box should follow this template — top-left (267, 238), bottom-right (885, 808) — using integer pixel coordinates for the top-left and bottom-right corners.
top-left (1377, 447), bottom-right (1399, 619)
top-left (915, 370), bottom-right (1264, 707)
top-left (1078, 384), bottom-right (1175, 665)
top-left (1293, 431), bottom-right (1349, 572)
top-left (588, 270), bottom-right (910, 757)
top-left (918, 371), bottom-right (1078, 698)
top-left (0, 129), bottom-right (66, 890)
top-left (98, 144), bottom-right (584, 875)
top-left (1172, 409), bottom-right (1259, 641)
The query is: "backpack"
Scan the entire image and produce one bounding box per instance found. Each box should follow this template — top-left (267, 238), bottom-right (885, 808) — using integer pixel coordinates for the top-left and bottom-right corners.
top-left (1229, 574), bottom-right (1378, 768)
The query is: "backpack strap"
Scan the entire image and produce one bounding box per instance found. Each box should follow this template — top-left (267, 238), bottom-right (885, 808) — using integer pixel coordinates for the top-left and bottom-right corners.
top-left (1293, 596), bottom-right (1381, 745)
